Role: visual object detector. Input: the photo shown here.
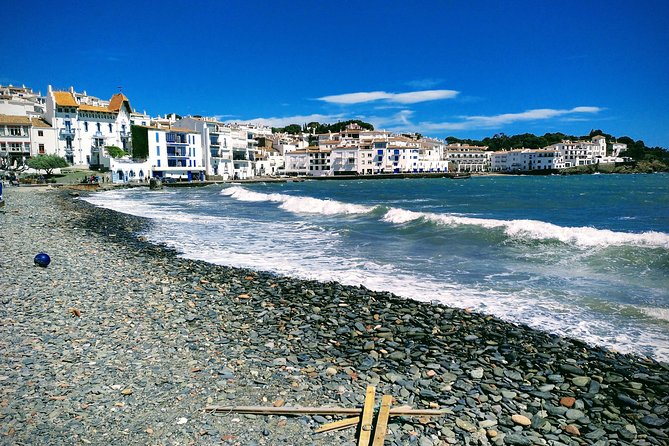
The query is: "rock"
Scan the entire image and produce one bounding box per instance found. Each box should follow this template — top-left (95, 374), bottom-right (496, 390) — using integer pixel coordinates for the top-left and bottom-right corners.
top-left (565, 409), bottom-right (585, 420)
top-left (470, 368), bottom-right (484, 379)
top-left (563, 424), bottom-right (580, 436)
top-left (272, 358), bottom-right (287, 367)
top-left (618, 424), bottom-right (637, 441)
top-left (176, 417), bottom-right (188, 425)
top-left (560, 364), bottom-right (585, 375)
top-left (640, 415), bottom-right (667, 427)
top-left (572, 376), bottom-right (590, 387)
top-left (559, 397), bottom-right (576, 408)
top-left (511, 415), bottom-right (531, 427)
top-left (455, 418), bottom-right (476, 432)
top-left (585, 428), bottom-right (606, 440)
top-left (616, 393), bottom-right (638, 407)
top-left (325, 367), bottom-right (337, 376)
top-left (504, 433), bottom-right (532, 445)
top-left (388, 351), bottom-right (406, 361)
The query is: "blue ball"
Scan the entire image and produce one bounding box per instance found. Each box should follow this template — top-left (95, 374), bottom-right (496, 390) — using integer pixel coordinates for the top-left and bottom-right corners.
top-left (34, 252), bottom-right (51, 267)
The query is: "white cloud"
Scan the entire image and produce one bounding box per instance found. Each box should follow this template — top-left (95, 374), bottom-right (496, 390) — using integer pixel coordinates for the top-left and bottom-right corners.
top-left (318, 89), bottom-right (459, 105)
top-left (417, 106), bottom-right (603, 132)
top-left (366, 110), bottom-right (415, 130)
top-left (224, 113), bottom-right (345, 128)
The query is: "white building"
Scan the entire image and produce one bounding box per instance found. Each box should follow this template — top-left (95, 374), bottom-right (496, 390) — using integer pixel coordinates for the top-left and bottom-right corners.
top-left (546, 136), bottom-right (607, 167)
top-left (611, 142), bottom-right (628, 158)
top-left (0, 84), bottom-right (46, 118)
top-left (444, 144), bottom-right (490, 172)
top-left (0, 115), bottom-right (56, 170)
top-left (43, 86), bottom-right (133, 166)
top-left (129, 125), bottom-right (205, 182)
top-left (330, 147), bottom-right (360, 174)
top-left (284, 149), bottom-right (309, 176)
top-left (489, 148), bottom-right (564, 172)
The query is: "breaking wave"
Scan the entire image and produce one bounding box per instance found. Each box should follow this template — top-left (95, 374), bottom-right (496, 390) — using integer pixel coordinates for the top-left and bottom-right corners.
top-left (381, 208), bottom-right (669, 249)
top-left (221, 186), bottom-right (375, 215)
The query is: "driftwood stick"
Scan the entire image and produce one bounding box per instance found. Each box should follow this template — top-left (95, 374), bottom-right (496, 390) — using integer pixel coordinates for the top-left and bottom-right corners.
top-left (371, 395), bottom-right (393, 446)
top-left (314, 416), bottom-right (360, 433)
top-left (203, 405), bottom-right (447, 417)
top-left (358, 385), bottom-right (376, 446)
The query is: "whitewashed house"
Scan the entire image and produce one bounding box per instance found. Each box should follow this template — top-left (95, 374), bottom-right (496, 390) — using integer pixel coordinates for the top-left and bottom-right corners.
top-left (0, 84), bottom-right (46, 118)
top-left (43, 86), bottom-right (133, 166)
top-left (444, 144), bottom-right (490, 172)
top-left (0, 115), bottom-right (57, 170)
top-left (489, 148), bottom-right (563, 172)
top-left (546, 136), bottom-right (608, 167)
top-left (128, 125), bottom-right (205, 182)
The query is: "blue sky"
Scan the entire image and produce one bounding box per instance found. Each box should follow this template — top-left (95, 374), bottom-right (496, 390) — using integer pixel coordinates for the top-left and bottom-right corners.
top-left (2, 0), bottom-right (668, 147)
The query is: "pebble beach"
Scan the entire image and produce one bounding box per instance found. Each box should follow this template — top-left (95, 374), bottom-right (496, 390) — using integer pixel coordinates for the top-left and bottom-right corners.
top-left (1, 186), bottom-right (668, 446)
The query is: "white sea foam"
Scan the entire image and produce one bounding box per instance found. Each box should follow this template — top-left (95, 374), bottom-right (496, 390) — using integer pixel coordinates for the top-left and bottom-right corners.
top-left (221, 186), bottom-right (375, 215)
top-left (382, 208), bottom-right (669, 249)
top-left (639, 306), bottom-right (669, 322)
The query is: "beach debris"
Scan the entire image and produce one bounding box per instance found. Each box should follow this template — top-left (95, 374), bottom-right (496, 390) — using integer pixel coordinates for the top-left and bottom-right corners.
top-left (34, 252), bottom-right (51, 267)
top-left (205, 385), bottom-right (446, 445)
top-left (68, 307), bottom-right (81, 317)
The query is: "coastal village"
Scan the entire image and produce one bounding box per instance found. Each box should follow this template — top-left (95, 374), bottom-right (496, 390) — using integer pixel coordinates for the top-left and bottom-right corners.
top-left (2, 84), bottom-right (668, 446)
top-left (0, 84), bottom-right (633, 183)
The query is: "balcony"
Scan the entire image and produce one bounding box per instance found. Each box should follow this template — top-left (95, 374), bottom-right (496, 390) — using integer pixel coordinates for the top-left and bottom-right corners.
top-left (59, 128), bottom-right (76, 138)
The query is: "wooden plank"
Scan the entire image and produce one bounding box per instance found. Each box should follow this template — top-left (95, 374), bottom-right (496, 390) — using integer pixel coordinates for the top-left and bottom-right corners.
top-left (314, 416), bottom-right (360, 433)
top-left (371, 395), bottom-right (393, 446)
top-left (203, 405), bottom-right (446, 417)
top-left (358, 386), bottom-right (376, 446)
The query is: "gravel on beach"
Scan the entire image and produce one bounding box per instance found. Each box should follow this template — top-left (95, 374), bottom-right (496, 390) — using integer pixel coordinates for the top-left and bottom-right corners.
top-left (1, 186), bottom-right (668, 446)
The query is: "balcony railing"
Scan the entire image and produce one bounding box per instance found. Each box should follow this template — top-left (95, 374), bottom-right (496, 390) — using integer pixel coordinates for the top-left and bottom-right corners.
top-left (59, 128), bottom-right (76, 138)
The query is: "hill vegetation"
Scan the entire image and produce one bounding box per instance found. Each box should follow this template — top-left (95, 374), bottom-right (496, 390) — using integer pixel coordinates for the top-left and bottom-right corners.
top-left (451, 130), bottom-right (669, 171)
top-left (272, 120), bottom-right (374, 135)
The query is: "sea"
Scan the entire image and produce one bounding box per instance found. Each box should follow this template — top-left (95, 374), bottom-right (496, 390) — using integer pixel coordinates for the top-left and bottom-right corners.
top-left (83, 173), bottom-right (669, 362)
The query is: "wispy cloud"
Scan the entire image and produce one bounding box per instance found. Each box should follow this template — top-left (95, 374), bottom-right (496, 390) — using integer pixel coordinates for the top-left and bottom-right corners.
top-left (418, 106), bottom-right (604, 132)
top-left (224, 113), bottom-right (346, 128)
top-left (366, 110), bottom-right (415, 130)
top-left (406, 78), bottom-right (443, 89)
top-left (318, 89), bottom-right (459, 105)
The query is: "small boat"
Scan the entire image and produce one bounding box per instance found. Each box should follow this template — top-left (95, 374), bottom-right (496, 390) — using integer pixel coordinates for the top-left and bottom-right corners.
top-left (449, 173), bottom-right (471, 179)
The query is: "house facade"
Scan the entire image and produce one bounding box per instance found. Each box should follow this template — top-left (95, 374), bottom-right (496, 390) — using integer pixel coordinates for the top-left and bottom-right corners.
top-left (489, 148), bottom-right (564, 172)
top-left (0, 115), bottom-right (56, 170)
top-left (43, 86), bottom-right (133, 166)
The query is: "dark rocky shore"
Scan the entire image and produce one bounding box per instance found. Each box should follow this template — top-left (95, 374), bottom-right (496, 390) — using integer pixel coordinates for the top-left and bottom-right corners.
top-left (1, 187), bottom-right (667, 446)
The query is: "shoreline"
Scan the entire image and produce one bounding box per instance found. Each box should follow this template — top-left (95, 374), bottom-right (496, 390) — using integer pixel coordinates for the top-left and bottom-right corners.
top-left (1, 187), bottom-right (668, 445)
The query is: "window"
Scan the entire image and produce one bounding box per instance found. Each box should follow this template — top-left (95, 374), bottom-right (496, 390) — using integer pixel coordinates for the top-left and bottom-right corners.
top-left (155, 133), bottom-right (159, 142)
top-left (157, 160), bottom-right (161, 167)
top-left (156, 146), bottom-right (160, 156)
top-left (96, 123), bottom-right (101, 132)
top-left (9, 126), bottom-right (22, 136)
top-left (84, 122), bottom-right (88, 132)
top-left (38, 130), bottom-right (44, 137)
top-left (39, 144), bottom-right (45, 154)
top-left (109, 123), bottom-right (113, 133)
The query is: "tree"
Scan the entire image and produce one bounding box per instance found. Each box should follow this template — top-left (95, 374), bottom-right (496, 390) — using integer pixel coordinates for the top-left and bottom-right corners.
top-left (27, 155), bottom-right (69, 176)
top-left (105, 146), bottom-right (127, 158)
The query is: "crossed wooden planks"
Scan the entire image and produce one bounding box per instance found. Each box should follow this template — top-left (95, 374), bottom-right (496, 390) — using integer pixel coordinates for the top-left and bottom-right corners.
top-left (205, 385), bottom-right (445, 445)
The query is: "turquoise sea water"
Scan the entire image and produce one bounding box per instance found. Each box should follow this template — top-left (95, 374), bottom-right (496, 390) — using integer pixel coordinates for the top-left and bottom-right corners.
top-left (84, 173), bottom-right (669, 361)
